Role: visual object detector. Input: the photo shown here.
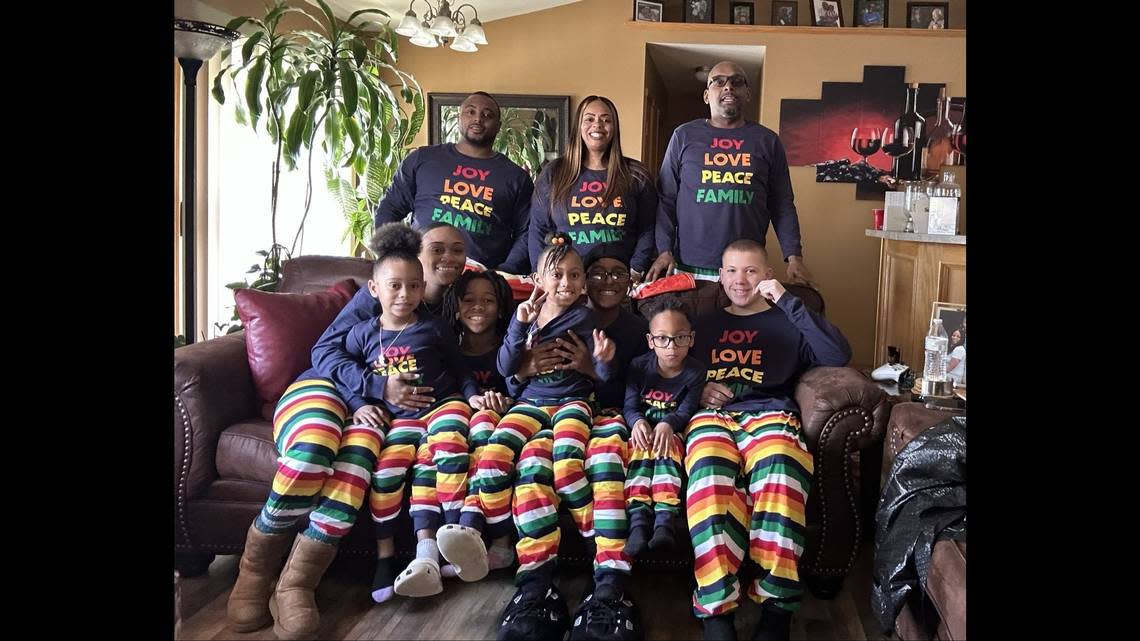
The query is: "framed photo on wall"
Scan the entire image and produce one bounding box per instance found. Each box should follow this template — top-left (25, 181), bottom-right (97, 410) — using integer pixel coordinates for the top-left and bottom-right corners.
top-left (810, 0), bottom-right (844, 27)
top-left (906, 2), bottom-right (949, 28)
top-left (730, 1), bottom-right (755, 25)
top-left (683, 0), bottom-right (715, 23)
top-left (428, 93), bottom-right (571, 167)
top-left (931, 301), bottom-right (966, 386)
top-left (772, 1), bottom-right (799, 26)
top-left (633, 0), bottom-right (663, 22)
top-left (854, 0), bottom-right (889, 27)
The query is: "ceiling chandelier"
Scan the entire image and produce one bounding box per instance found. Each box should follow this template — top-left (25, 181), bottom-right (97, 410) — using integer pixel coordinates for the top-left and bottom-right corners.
top-left (394, 1), bottom-right (488, 52)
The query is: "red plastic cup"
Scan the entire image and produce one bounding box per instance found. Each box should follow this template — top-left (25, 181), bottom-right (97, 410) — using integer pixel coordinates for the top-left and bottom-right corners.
top-left (872, 209), bottom-right (884, 230)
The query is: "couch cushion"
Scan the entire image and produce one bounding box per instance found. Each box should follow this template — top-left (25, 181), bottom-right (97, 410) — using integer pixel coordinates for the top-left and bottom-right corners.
top-left (279, 255), bottom-right (374, 294)
top-left (927, 539), bottom-right (966, 640)
top-left (234, 279), bottom-right (357, 419)
top-left (216, 420), bottom-right (279, 483)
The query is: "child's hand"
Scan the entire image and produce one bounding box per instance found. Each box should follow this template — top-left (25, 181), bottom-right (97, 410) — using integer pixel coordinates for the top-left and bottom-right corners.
top-left (469, 395), bottom-right (487, 410)
top-left (554, 331), bottom-right (592, 376)
top-left (486, 391), bottom-right (514, 414)
top-left (631, 419), bottom-right (652, 451)
top-left (592, 328), bottom-right (615, 363)
top-left (516, 288), bottom-right (546, 323)
top-left (653, 422), bottom-right (677, 458)
top-left (353, 405), bottom-right (386, 428)
top-left (754, 279), bottom-right (786, 304)
top-left (516, 341), bottom-right (562, 380)
top-left (701, 382), bottom-right (734, 410)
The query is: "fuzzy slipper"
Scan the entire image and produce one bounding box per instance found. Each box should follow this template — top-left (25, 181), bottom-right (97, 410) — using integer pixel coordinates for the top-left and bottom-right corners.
top-left (393, 557), bottom-right (443, 598)
top-left (437, 524), bottom-right (489, 582)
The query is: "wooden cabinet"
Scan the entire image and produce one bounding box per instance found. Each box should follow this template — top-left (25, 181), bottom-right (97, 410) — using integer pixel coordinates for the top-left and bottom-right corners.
top-left (869, 231), bottom-right (966, 370)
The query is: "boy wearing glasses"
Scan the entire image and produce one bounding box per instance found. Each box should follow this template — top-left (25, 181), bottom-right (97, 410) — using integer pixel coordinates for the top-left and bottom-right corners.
top-left (647, 60), bottom-right (813, 319)
top-left (622, 295), bottom-right (705, 558)
top-left (687, 239), bottom-right (850, 641)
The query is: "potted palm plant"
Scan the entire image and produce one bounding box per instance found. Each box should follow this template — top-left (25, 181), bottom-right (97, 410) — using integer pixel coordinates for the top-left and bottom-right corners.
top-left (210, 0), bottom-right (424, 330)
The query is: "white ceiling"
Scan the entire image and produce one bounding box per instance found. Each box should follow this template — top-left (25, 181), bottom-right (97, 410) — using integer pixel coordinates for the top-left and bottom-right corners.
top-left (647, 43), bottom-right (766, 96)
top-left (321, 0), bottom-right (583, 24)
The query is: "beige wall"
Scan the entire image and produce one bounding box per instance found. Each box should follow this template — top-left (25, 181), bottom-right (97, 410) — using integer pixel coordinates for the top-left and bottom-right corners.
top-left (393, 0), bottom-right (965, 367)
top-left (193, 0), bottom-right (966, 365)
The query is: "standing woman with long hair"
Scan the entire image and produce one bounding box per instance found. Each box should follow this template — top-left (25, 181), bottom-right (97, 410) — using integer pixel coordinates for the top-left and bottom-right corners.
top-left (528, 95), bottom-right (658, 281)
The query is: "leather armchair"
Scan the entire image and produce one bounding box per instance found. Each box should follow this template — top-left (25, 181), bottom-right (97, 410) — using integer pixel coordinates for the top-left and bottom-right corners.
top-left (175, 256), bottom-right (889, 598)
top-left (879, 402), bottom-right (967, 640)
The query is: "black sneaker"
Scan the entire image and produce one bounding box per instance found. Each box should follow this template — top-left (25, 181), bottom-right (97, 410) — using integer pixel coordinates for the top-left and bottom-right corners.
top-left (497, 583), bottom-right (570, 641)
top-left (569, 584), bottom-right (642, 641)
top-left (749, 603), bottom-right (792, 641)
top-left (702, 613), bottom-right (738, 641)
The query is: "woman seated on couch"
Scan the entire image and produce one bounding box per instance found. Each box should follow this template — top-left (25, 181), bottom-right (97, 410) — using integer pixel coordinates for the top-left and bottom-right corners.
top-left (226, 222), bottom-right (467, 640)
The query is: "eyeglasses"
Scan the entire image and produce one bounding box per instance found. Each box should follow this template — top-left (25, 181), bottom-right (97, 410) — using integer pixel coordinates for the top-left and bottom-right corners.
top-left (648, 333), bottom-right (695, 348)
top-left (587, 269), bottom-right (631, 283)
top-left (708, 75), bottom-right (747, 89)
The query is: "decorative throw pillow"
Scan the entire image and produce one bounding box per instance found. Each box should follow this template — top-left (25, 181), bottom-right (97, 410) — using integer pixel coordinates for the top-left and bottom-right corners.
top-left (234, 279), bottom-right (358, 419)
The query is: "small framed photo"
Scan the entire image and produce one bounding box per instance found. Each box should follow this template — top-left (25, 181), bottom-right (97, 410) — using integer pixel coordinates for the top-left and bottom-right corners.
top-left (810, 0), bottom-right (844, 27)
top-left (730, 1), bottom-right (755, 25)
top-left (772, 1), bottom-right (799, 26)
top-left (931, 302), bottom-right (966, 385)
top-left (906, 2), bottom-right (949, 28)
top-left (855, 0), bottom-right (889, 27)
top-left (683, 0), bottom-right (715, 24)
top-left (634, 0), bottom-right (663, 22)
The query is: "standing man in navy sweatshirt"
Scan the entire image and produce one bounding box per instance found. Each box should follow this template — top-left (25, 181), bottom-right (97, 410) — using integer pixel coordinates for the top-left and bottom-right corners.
top-left (646, 61), bottom-right (813, 318)
top-left (375, 92), bottom-right (534, 275)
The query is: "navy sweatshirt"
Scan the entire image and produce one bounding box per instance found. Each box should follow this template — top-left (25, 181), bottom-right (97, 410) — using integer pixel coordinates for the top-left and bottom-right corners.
top-left (691, 294), bottom-right (851, 414)
top-left (594, 308), bottom-right (650, 410)
top-left (464, 347), bottom-right (509, 396)
top-left (528, 162), bottom-right (658, 274)
top-left (306, 286), bottom-right (439, 408)
top-left (374, 143), bottom-right (534, 274)
top-left (656, 119), bottom-right (802, 271)
top-left (341, 313), bottom-right (480, 418)
top-left (623, 352), bottom-right (706, 434)
top-left (498, 303), bottom-right (615, 402)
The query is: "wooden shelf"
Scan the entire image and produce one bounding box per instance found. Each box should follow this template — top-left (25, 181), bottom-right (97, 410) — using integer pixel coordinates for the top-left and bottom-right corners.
top-left (624, 20), bottom-right (965, 37)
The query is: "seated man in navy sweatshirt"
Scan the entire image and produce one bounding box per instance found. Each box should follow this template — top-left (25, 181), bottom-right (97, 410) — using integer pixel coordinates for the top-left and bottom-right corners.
top-left (685, 238), bottom-right (851, 641)
top-left (375, 91), bottom-right (534, 274)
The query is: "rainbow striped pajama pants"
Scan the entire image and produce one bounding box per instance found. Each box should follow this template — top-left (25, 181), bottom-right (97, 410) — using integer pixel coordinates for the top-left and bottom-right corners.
top-left (369, 397), bottom-right (472, 537)
top-left (685, 409), bottom-right (813, 617)
top-left (511, 402), bottom-right (633, 582)
top-left (254, 379), bottom-right (383, 545)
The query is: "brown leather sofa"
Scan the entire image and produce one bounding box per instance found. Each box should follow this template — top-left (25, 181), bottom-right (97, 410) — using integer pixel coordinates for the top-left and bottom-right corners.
top-left (880, 402), bottom-right (967, 640)
top-left (175, 256), bottom-right (890, 598)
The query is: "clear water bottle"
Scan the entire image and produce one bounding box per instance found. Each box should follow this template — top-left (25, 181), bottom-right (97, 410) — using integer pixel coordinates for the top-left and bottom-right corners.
top-left (924, 318), bottom-right (949, 382)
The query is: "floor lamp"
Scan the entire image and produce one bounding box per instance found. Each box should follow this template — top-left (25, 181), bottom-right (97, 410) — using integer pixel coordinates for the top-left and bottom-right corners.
top-left (174, 18), bottom-right (238, 344)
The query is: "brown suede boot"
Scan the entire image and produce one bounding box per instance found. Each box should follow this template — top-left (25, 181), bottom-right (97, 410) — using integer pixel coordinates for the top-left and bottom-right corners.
top-left (226, 524), bottom-right (296, 632)
top-left (269, 535), bottom-right (339, 640)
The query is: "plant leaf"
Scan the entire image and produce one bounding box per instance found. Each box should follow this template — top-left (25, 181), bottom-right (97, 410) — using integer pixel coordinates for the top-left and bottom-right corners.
top-left (245, 56), bottom-right (266, 129)
top-left (241, 31), bottom-right (263, 64)
top-left (338, 59), bottom-right (358, 117)
top-left (347, 8), bottom-right (389, 24)
top-left (351, 37), bottom-right (367, 67)
top-left (225, 16), bottom-right (251, 31)
top-left (211, 65), bottom-right (229, 104)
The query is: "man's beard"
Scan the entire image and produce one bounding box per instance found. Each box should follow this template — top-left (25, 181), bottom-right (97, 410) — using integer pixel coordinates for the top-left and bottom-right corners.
top-left (462, 126), bottom-right (496, 148)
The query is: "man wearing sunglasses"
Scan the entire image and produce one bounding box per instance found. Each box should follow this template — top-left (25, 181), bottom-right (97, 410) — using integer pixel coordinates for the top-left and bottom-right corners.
top-left (647, 60), bottom-right (813, 319)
